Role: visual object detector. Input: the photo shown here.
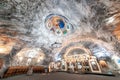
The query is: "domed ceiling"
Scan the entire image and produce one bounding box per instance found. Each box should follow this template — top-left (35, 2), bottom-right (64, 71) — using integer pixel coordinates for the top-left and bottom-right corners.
top-left (0, 0), bottom-right (120, 66)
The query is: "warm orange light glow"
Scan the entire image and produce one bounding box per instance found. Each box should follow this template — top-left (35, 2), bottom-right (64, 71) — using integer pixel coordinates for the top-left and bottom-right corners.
top-left (113, 23), bottom-right (120, 40)
top-left (0, 46), bottom-right (7, 52)
top-left (0, 35), bottom-right (16, 55)
top-left (0, 46), bottom-right (11, 54)
top-left (99, 60), bottom-right (108, 68)
top-left (0, 47), bottom-right (6, 52)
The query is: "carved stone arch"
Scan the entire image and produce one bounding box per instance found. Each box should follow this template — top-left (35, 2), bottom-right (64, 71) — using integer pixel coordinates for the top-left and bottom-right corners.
top-left (58, 38), bottom-right (114, 60)
top-left (63, 46), bottom-right (92, 58)
top-left (60, 37), bottom-right (115, 54)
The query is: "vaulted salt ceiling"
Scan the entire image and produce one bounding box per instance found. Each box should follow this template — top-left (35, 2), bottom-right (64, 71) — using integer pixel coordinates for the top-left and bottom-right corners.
top-left (0, 0), bottom-right (120, 66)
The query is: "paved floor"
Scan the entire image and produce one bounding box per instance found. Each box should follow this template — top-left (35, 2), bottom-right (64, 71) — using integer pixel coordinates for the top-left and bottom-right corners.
top-left (1, 72), bottom-right (120, 80)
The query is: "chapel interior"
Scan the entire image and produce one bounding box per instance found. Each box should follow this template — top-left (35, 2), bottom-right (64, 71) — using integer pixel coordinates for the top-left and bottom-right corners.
top-left (0, 0), bottom-right (120, 80)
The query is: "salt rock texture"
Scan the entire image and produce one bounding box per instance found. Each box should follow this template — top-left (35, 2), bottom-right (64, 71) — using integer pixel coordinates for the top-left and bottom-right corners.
top-left (0, 0), bottom-right (120, 66)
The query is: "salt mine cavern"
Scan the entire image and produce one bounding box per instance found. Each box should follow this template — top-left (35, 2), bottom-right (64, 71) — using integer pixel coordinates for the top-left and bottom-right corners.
top-left (0, 0), bottom-right (120, 80)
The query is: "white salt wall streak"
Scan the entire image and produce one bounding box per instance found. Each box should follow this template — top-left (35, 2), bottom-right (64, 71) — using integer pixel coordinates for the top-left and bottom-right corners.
top-left (1, 0), bottom-right (96, 46)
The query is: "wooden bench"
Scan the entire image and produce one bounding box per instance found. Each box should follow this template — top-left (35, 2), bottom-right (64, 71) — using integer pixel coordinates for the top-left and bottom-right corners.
top-left (3, 67), bottom-right (16, 78)
top-left (3, 66), bottom-right (29, 78)
top-left (33, 66), bottom-right (44, 73)
top-left (2, 66), bottom-right (45, 78)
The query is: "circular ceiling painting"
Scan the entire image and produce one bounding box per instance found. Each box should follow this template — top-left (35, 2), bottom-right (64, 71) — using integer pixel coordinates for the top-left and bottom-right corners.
top-left (45, 14), bottom-right (73, 36)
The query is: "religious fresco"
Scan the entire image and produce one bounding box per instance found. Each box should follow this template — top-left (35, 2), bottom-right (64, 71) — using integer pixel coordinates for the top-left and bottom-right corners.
top-left (45, 14), bottom-right (73, 36)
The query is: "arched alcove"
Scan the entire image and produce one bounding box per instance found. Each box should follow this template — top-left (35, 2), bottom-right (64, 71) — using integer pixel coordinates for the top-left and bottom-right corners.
top-left (10, 48), bottom-right (45, 66)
